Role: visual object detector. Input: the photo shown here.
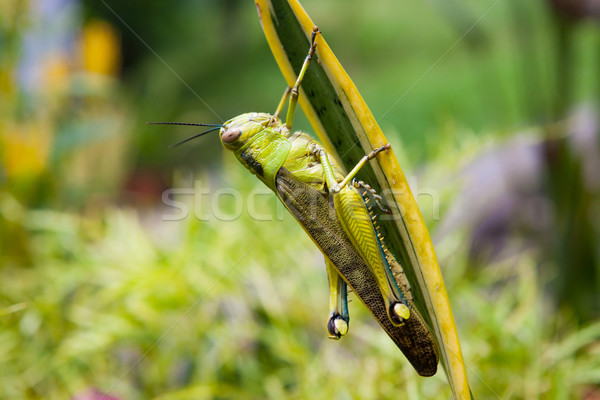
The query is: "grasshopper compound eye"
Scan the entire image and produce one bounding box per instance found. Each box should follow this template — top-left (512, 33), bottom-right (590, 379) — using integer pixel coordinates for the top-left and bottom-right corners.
top-left (221, 128), bottom-right (242, 143)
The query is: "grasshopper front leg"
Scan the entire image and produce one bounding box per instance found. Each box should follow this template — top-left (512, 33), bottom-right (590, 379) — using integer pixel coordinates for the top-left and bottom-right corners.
top-left (319, 145), bottom-right (411, 326)
top-left (284, 26), bottom-right (319, 133)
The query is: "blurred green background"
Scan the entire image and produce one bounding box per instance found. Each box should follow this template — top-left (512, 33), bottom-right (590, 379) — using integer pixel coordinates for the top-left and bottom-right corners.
top-left (1, 0), bottom-right (599, 398)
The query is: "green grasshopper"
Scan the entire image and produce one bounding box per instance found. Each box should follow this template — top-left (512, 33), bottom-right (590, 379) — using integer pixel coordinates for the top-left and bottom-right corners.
top-left (153, 27), bottom-right (438, 377)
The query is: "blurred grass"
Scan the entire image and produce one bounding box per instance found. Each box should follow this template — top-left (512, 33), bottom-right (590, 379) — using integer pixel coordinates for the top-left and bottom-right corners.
top-left (1, 0), bottom-right (600, 398)
top-left (2, 151), bottom-right (600, 399)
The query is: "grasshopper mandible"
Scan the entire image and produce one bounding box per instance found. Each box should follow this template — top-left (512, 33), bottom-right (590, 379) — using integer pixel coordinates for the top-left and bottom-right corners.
top-left (153, 27), bottom-right (438, 377)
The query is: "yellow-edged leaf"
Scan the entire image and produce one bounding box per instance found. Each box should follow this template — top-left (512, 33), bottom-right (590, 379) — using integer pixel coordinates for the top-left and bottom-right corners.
top-left (255, 1), bottom-right (471, 398)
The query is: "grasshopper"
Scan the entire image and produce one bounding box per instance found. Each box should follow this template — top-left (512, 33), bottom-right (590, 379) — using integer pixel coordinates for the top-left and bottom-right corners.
top-left (154, 27), bottom-right (438, 377)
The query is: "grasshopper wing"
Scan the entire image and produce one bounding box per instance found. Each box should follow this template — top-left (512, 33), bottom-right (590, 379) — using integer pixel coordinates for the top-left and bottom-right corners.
top-left (275, 168), bottom-right (438, 376)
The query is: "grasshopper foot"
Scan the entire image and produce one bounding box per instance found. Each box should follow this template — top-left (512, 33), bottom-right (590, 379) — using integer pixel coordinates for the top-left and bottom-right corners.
top-left (327, 314), bottom-right (349, 339)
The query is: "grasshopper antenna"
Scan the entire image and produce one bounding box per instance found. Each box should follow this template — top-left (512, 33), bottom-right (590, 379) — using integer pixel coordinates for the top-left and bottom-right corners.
top-left (147, 122), bottom-right (223, 127)
top-left (147, 122), bottom-right (224, 148)
top-left (168, 127), bottom-right (222, 148)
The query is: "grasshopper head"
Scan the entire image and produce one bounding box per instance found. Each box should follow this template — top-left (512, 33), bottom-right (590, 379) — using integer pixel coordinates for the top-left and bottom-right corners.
top-left (151, 112), bottom-right (284, 150)
top-left (219, 112), bottom-right (282, 150)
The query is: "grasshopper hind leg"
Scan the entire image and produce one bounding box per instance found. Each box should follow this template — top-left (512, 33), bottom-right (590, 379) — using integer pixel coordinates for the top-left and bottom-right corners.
top-left (318, 143), bottom-right (412, 327)
top-left (354, 180), bottom-right (391, 215)
top-left (358, 182), bottom-right (411, 326)
top-left (325, 258), bottom-right (349, 339)
top-left (389, 302), bottom-right (410, 325)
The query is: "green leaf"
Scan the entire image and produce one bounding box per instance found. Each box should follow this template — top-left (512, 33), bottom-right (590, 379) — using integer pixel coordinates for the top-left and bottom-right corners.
top-left (255, 0), bottom-right (472, 398)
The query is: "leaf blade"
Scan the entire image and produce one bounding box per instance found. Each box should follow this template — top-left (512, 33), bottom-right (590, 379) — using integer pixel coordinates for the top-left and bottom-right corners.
top-left (256, 0), bottom-right (472, 398)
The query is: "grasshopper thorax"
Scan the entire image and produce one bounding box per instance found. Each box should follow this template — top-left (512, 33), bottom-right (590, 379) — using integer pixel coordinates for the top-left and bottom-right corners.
top-left (219, 112), bottom-right (283, 151)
